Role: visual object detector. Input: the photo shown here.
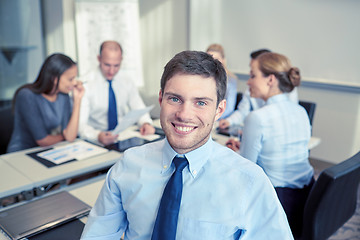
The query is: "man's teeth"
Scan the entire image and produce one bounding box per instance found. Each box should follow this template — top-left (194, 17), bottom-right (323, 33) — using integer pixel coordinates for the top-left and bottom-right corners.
top-left (176, 126), bottom-right (194, 132)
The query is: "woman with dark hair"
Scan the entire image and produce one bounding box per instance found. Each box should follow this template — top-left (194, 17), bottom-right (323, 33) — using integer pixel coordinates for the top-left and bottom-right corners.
top-left (226, 52), bottom-right (314, 236)
top-left (7, 53), bottom-right (84, 152)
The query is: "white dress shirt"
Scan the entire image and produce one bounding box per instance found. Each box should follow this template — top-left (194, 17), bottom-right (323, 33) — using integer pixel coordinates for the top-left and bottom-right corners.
top-left (79, 67), bottom-right (152, 142)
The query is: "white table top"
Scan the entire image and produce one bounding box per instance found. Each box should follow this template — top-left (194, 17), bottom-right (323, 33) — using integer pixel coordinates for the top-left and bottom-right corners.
top-left (0, 139), bottom-right (121, 200)
top-left (68, 175), bottom-right (106, 224)
top-left (0, 158), bottom-right (33, 199)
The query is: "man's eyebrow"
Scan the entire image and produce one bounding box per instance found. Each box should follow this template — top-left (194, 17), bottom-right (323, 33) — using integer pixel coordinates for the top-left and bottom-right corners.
top-left (194, 97), bottom-right (214, 102)
top-left (163, 92), bottom-right (181, 98)
top-left (164, 92), bottom-right (214, 102)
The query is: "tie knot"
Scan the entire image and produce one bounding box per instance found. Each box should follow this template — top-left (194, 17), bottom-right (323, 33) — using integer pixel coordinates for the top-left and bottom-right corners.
top-left (108, 80), bottom-right (112, 86)
top-left (173, 157), bottom-right (188, 172)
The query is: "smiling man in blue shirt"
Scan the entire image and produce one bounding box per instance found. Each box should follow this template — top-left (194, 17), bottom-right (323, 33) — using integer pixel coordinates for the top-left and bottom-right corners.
top-left (81, 51), bottom-right (293, 240)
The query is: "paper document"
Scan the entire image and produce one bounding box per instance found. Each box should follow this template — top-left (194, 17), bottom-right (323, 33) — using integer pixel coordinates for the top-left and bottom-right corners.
top-left (112, 105), bottom-right (154, 135)
top-left (37, 141), bottom-right (108, 165)
top-left (117, 127), bottom-right (161, 142)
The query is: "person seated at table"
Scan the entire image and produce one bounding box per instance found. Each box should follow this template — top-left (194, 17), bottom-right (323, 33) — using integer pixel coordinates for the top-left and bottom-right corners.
top-left (78, 41), bottom-right (155, 146)
top-left (218, 48), bottom-right (298, 129)
top-left (7, 53), bottom-right (84, 153)
top-left (226, 52), bottom-right (314, 236)
top-left (80, 51), bottom-right (293, 239)
top-left (206, 43), bottom-right (238, 119)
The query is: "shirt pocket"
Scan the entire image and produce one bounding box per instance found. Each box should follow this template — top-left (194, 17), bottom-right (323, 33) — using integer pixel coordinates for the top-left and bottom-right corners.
top-left (180, 218), bottom-right (243, 240)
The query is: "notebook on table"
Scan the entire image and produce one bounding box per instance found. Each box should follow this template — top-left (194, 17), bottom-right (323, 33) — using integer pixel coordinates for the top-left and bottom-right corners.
top-left (0, 191), bottom-right (91, 240)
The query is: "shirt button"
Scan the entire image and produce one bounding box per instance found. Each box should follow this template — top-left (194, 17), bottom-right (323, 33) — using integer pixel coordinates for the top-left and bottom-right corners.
top-left (163, 165), bottom-right (168, 169)
top-left (192, 170), bottom-right (197, 175)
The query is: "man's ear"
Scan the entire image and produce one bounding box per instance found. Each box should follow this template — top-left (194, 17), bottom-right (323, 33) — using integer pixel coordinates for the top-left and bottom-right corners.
top-left (97, 55), bottom-right (101, 63)
top-left (215, 99), bottom-right (226, 121)
top-left (158, 90), bottom-right (163, 105)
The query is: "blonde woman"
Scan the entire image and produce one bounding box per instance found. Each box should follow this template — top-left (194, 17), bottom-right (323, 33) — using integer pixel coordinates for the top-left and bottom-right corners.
top-left (206, 44), bottom-right (238, 119)
top-left (227, 52), bottom-right (314, 236)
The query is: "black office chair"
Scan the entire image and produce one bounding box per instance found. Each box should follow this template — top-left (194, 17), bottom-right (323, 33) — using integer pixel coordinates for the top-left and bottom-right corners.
top-left (299, 100), bottom-right (316, 126)
top-left (0, 105), bottom-right (14, 154)
top-left (235, 92), bottom-right (243, 108)
top-left (295, 151), bottom-right (360, 240)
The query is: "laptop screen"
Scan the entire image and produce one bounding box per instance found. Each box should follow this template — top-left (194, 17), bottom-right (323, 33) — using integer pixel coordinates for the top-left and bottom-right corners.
top-left (0, 191), bottom-right (91, 240)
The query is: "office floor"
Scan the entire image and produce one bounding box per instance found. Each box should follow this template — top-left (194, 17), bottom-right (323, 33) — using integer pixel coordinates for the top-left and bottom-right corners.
top-left (310, 158), bottom-right (360, 240)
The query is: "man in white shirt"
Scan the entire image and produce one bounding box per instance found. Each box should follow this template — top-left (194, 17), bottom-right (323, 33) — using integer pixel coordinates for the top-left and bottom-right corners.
top-left (79, 41), bottom-right (155, 145)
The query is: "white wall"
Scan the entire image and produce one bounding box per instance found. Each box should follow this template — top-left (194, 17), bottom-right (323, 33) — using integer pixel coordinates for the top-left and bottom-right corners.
top-left (42, 0), bottom-right (77, 60)
top-left (298, 86), bottom-right (360, 164)
top-left (138, 0), bottom-right (189, 117)
top-left (47, 0), bottom-right (360, 164)
top-left (0, 0), bottom-right (45, 100)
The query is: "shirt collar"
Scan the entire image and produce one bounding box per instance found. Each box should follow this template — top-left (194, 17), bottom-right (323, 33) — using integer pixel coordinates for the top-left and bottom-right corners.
top-left (161, 137), bottom-right (215, 178)
top-left (97, 66), bottom-right (118, 83)
top-left (266, 93), bottom-right (288, 105)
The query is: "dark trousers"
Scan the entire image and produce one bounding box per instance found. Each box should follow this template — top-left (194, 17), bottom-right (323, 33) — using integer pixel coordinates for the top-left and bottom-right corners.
top-left (275, 177), bottom-right (315, 237)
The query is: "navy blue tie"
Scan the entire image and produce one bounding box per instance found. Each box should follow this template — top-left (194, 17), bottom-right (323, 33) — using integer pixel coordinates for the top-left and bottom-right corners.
top-left (107, 80), bottom-right (117, 130)
top-left (151, 156), bottom-right (189, 240)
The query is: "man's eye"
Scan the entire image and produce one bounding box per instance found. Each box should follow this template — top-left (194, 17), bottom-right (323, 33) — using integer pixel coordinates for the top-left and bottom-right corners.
top-left (250, 74), bottom-right (255, 79)
top-left (170, 97), bottom-right (180, 102)
top-left (197, 101), bottom-right (206, 106)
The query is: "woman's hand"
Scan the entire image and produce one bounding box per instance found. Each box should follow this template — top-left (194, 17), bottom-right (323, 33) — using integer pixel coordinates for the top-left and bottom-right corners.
top-left (73, 80), bottom-right (85, 102)
top-left (140, 123), bottom-right (155, 135)
top-left (226, 138), bottom-right (240, 152)
top-left (218, 119), bottom-right (230, 129)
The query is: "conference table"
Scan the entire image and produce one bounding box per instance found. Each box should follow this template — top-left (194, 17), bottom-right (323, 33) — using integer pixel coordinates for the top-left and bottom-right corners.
top-left (0, 119), bottom-right (322, 239)
top-left (0, 119), bottom-right (321, 203)
top-left (0, 139), bottom-right (122, 202)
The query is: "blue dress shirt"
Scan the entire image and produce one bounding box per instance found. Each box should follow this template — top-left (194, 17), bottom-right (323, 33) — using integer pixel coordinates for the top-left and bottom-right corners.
top-left (240, 94), bottom-right (313, 188)
top-left (81, 138), bottom-right (293, 239)
top-left (227, 88), bottom-right (298, 126)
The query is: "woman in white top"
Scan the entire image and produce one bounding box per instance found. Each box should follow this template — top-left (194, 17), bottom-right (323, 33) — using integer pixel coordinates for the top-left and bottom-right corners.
top-left (226, 52), bottom-right (314, 237)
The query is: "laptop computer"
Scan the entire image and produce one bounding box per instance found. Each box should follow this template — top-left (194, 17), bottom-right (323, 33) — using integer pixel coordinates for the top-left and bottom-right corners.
top-left (0, 191), bottom-right (91, 240)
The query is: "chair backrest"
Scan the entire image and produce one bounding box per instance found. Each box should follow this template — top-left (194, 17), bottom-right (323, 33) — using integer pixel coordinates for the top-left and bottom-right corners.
top-left (298, 151), bottom-right (360, 240)
top-left (0, 105), bottom-right (14, 154)
top-left (235, 92), bottom-right (243, 108)
top-left (299, 100), bottom-right (316, 126)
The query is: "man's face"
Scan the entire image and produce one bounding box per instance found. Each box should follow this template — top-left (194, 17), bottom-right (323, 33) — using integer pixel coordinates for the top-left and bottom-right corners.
top-left (98, 49), bottom-right (122, 80)
top-left (159, 74), bottom-right (225, 154)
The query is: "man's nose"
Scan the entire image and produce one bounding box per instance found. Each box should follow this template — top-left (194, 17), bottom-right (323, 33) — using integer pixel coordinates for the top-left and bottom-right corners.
top-left (109, 66), bottom-right (116, 75)
top-left (175, 103), bottom-right (192, 121)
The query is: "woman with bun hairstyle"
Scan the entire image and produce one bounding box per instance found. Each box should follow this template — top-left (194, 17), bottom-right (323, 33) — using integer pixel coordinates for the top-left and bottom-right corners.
top-left (7, 53), bottom-right (84, 152)
top-left (227, 52), bottom-right (314, 236)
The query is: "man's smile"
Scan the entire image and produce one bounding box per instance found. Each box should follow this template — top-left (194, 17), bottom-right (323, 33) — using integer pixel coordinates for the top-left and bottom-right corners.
top-left (172, 123), bottom-right (197, 134)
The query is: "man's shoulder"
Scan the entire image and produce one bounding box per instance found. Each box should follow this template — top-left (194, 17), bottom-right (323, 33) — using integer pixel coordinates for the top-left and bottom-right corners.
top-left (80, 68), bottom-right (102, 84)
top-left (207, 143), bottom-right (270, 190)
top-left (211, 142), bottom-right (263, 173)
top-left (123, 139), bottom-right (165, 157)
